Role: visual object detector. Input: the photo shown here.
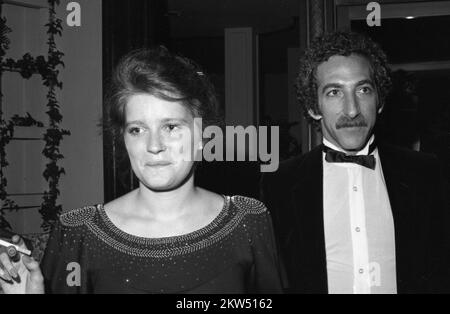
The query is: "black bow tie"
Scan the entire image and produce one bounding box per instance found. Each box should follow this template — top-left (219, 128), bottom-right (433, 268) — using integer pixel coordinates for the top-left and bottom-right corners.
top-left (322, 142), bottom-right (377, 170)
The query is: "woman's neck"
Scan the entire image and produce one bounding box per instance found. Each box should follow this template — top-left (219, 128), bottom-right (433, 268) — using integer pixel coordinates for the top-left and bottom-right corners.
top-left (134, 176), bottom-right (198, 221)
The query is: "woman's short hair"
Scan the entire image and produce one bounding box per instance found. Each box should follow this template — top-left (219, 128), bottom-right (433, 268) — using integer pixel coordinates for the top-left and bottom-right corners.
top-left (104, 46), bottom-right (221, 143)
top-left (295, 31), bottom-right (392, 128)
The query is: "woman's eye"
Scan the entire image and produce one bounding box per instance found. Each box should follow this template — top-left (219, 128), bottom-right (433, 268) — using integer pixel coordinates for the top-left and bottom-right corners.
top-left (165, 124), bottom-right (180, 132)
top-left (128, 127), bottom-right (144, 135)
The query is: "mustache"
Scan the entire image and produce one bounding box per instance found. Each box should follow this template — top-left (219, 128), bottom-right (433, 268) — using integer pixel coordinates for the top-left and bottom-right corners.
top-left (336, 116), bottom-right (368, 129)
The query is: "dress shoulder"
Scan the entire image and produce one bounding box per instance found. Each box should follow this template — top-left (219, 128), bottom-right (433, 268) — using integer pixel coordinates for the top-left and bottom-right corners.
top-left (230, 195), bottom-right (268, 215)
top-left (60, 205), bottom-right (98, 227)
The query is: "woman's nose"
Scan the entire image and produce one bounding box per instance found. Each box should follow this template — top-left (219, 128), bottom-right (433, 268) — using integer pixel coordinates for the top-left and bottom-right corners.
top-left (146, 131), bottom-right (166, 154)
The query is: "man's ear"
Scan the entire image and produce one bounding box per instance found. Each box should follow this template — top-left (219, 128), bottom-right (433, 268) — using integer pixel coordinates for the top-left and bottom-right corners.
top-left (308, 109), bottom-right (322, 121)
top-left (377, 103), bottom-right (384, 114)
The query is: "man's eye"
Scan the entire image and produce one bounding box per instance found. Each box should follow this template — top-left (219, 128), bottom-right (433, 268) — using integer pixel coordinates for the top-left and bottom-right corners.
top-left (359, 86), bottom-right (373, 94)
top-left (326, 89), bottom-right (340, 97)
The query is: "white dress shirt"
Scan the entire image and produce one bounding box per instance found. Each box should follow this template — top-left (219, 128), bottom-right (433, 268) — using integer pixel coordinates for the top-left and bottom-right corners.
top-left (323, 136), bottom-right (397, 294)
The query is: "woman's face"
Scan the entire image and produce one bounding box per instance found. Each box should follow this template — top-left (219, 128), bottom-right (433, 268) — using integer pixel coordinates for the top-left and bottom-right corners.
top-left (124, 94), bottom-right (202, 191)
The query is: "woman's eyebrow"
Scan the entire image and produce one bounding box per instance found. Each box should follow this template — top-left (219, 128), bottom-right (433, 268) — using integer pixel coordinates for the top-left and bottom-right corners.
top-left (125, 120), bottom-right (146, 127)
top-left (160, 118), bottom-right (190, 125)
top-left (125, 118), bottom-right (191, 127)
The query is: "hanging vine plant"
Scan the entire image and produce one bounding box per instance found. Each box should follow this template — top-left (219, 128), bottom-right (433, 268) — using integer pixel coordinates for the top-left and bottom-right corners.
top-left (0, 13), bottom-right (16, 230)
top-left (0, 0), bottom-right (69, 232)
top-left (40, 0), bottom-right (70, 232)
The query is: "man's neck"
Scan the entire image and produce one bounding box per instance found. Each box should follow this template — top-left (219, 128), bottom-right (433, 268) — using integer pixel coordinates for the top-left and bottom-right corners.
top-left (322, 135), bottom-right (375, 156)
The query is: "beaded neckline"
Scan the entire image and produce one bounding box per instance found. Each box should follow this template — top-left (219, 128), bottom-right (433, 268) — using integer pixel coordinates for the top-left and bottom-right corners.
top-left (96, 195), bottom-right (231, 246)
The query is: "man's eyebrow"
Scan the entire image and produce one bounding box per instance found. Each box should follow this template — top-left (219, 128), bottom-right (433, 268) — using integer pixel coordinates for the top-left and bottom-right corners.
top-left (321, 83), bottom-right (343, 93)
top-left (357, 79), bottom-right (375, 86)
top-left (321, 80), bottom-right (375, 93)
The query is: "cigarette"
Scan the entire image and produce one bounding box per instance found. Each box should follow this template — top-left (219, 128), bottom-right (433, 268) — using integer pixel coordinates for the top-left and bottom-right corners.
top-left (0, 239), bottom-right (32, 256)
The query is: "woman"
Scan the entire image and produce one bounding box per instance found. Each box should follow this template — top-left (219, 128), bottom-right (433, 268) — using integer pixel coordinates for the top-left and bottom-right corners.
top-left (0, 47), bottom-right (283, 294)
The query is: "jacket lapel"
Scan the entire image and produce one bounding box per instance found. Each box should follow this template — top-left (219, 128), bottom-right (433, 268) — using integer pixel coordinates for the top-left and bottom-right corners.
top-left (377, 144), bottom-right (414, 293)
top-left (289, 145), bottom-right (328, 293)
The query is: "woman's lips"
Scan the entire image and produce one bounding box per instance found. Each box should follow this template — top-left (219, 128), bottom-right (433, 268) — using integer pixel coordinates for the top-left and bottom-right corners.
top-left (145, 161), bottom-right (172, 167)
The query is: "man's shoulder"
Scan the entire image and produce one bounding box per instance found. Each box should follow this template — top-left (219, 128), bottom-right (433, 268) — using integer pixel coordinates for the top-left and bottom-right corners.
top-left (262, 146), bottom-right (322, 184)
top-left (379, 142), bottom-right (439, 168)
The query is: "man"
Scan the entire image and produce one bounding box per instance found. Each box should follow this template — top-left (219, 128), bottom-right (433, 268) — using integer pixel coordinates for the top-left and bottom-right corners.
top-left (261, 31), bottom-right (449, 294)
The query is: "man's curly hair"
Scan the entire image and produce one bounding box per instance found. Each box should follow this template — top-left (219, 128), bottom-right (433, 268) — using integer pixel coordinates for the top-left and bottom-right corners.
top-left (295, 31), bottom-right (392, 127)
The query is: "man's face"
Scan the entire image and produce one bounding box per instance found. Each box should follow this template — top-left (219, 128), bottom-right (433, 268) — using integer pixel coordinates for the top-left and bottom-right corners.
top-left (309, 54), bottom-right (382, 153)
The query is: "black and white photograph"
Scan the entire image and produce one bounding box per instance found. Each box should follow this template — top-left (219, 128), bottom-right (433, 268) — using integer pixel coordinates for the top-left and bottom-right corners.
top-left (0, 0), bottom-right (449, 298)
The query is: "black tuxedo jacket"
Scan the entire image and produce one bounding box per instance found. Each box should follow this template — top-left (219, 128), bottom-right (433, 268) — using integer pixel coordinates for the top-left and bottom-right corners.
top-left (261, 143), bottom-right (450, 293)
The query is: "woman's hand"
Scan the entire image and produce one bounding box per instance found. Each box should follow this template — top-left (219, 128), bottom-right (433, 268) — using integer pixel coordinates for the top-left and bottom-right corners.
top-left (0, 235), bottom-right (44, 294)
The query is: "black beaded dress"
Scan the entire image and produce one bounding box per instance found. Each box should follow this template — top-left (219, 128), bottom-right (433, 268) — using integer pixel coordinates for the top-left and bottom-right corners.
top-left (40, 196), bottom-right (284, 294)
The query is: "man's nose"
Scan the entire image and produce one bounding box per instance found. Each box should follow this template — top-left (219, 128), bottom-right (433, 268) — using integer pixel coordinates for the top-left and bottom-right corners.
top-left (343, 92), bottom-right (360, 118)
top-left (146, 131), bottom-right (166, 154)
